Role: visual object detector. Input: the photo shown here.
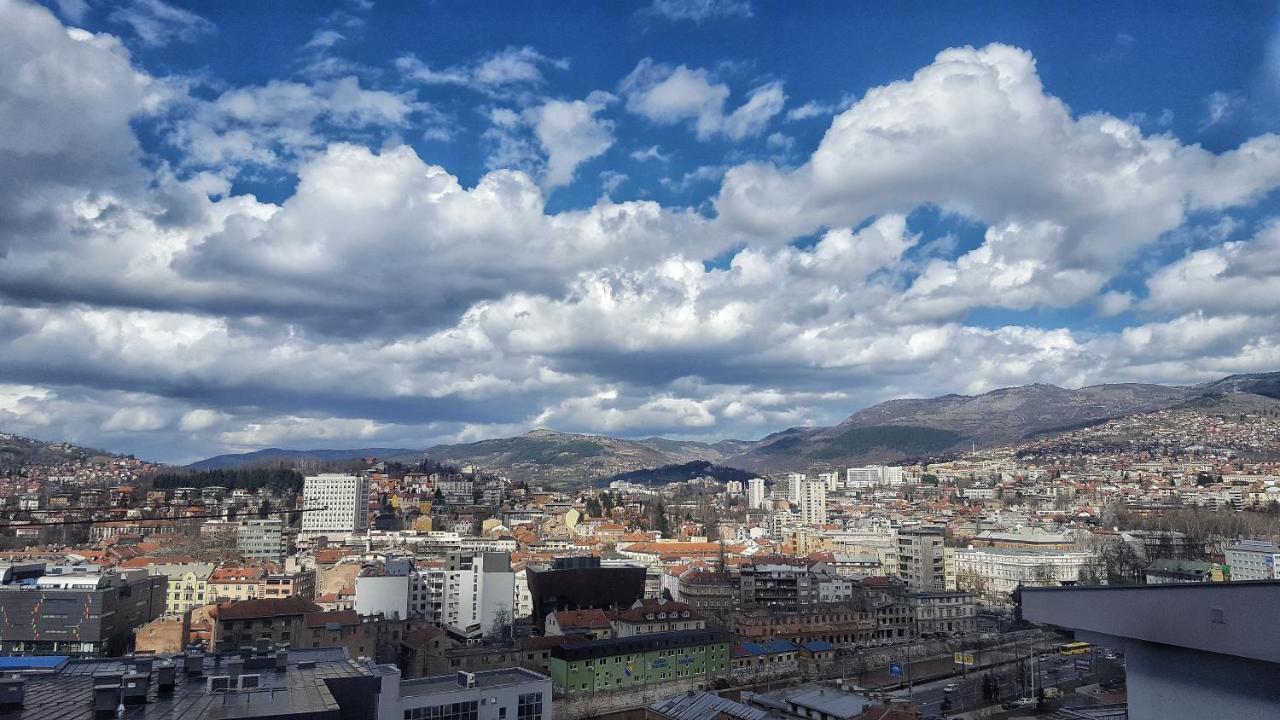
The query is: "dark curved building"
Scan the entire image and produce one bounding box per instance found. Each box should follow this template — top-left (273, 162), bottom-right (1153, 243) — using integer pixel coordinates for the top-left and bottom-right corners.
top-left (527, 557), bottom-right (646, 634)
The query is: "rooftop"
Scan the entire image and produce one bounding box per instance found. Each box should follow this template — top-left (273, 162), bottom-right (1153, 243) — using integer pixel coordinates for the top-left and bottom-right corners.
top-left (399, 668), bottom-right (548, 698)
top-left (0, 647), bottom-right (373, 720)
top-left (649, 690), bottom-right (770, 720)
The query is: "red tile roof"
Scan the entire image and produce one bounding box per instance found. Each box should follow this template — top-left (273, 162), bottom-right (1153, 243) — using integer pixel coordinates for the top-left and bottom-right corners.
top-left (550, 608), bottom-right (611, 630)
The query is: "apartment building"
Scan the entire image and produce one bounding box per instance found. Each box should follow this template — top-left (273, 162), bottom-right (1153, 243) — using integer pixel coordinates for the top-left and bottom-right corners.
top-left (237, 519), bottom-right (286, 562)
top-left (797, 478), bottom-right (828, 526)
top-left (896, 526), bottom-right (948, 590)
top-left (908, 591), bottom-right (977, 637)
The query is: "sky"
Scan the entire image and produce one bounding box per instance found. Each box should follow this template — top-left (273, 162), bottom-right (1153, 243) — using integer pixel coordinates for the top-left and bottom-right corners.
top-left (3, 0), bottom-right (1280, 463)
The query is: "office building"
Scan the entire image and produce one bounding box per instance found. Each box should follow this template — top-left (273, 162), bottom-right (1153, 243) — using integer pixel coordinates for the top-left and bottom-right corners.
top-left (1023, 581), bottom-right (1280, 720)
top-left (300, 473), bottom-right (370, 537)
top-left (0, 563), bottom-right (165, 658)
top-left (747, 477), bottom-right (767, 510)
top-left (845, 465), bottom-right (904, 489)
top-left (896, 526), bottom-right (947, 590)
top-left (527, 556), bottom-right (646, 634)
top-left (1225, 539), bottom-right (1280, 580)
top-left (401, 667), bottom-right (551, 720)
top-left (237, 519), bottom-right (286, 563)
top-left (952, 547), bottom-right (1098, 604)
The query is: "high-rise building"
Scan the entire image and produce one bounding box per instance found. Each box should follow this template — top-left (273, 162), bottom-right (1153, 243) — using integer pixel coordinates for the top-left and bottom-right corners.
top-left (419, 552), bottom-right (515, 637)
top-left (896, 526), bottom-right (948, 590)
top-left (817, 471), bottom-right (840, 492)
top-left (300, 473), bottom-right (370, 536)
top-left (237, 518), bottom-right (286, 562)
top-left (785, 472), bottom-right (806, 504)
top-left (798, 479), bottom-right (827, 526)
top-left (747, 477), bottom-right (767, 510)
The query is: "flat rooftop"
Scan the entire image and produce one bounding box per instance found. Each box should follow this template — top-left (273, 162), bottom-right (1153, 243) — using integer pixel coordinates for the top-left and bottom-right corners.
top-left (1022, 580), bottom-right (1280, 664)
top-left (0, 647), bottom-right (373, 720)
top-left (399, 667), bottom-right (548, 698)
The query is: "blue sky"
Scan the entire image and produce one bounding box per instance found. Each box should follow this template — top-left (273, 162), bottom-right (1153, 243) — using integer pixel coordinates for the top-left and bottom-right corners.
top-left (2, 0), bottom-right (1280, 462)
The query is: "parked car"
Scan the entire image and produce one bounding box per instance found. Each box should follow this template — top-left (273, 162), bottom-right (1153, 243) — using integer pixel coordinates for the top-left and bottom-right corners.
top-left (943, 683), bottom-right (959, 693)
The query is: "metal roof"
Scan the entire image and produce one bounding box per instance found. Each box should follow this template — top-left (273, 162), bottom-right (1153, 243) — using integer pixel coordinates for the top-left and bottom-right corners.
top-left (649, 690), bottom-right (770, 720)
top-left (0, 647), bottom-right (371, 720)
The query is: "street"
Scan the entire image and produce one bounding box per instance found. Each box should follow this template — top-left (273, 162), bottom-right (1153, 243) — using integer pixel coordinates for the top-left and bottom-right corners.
top-left (891, 652), bottom-right (1083, 716)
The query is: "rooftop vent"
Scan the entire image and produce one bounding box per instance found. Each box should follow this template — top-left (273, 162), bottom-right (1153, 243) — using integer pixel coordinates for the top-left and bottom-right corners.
top-left (238, 674), bottom-right (261, 690)
top-left (0, 678), bottom-right (24, 710)
top-left (121, 673), bottom-right (148, 705)
top-left (156, 663), bottom-right (176, 692)
top-left (206, 675), bottom-right (232, 693)
top-left (92, 683), bottom-right (121, 717)
top-left (184, 653), bottom-right (204, 677)
top-left (297, 660), bottom-right (317, 670)
top-left (456, 671), bottom-right (476, 688)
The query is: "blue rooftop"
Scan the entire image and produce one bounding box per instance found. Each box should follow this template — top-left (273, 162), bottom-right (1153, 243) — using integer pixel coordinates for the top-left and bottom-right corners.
top-left (0, 656), bottom-right (69, 670)
top-left (803, 640), bottom-right (834, 651)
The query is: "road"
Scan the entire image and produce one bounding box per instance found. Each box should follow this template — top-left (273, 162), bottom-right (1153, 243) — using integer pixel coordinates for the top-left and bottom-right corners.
top-left (892, 653), bottom-right (1085, 716)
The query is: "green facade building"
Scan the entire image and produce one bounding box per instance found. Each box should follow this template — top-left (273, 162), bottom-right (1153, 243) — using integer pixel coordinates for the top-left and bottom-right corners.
top-left (549, 628), bottom-right (730, 696)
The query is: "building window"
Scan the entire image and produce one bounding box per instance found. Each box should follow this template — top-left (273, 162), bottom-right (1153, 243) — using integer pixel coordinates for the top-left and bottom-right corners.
top-left (404, 701), bottom-right (479, 720)
top-left (517, 692), bottom-right (543, 719)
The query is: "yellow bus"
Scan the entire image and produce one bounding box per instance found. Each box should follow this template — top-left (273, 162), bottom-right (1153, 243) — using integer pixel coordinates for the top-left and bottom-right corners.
top-left (1059, 642), bottom-right (1092, 657)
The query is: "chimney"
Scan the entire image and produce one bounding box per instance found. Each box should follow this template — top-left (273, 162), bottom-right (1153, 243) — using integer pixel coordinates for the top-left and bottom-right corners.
top-left (156, 663), bottom-right (176, 692)
top-left (275, 649), bottom-right (289, 670)
top-left (184, 653), bottom-right (204, 677)
top-left (226, 657), bottom-right (244, 683)
top-left (121, 673), bottom-right (148, 705)
top-left (0, 678), bottom-right (24, 710)
top-left (92, 682), bottom-right (120, 717)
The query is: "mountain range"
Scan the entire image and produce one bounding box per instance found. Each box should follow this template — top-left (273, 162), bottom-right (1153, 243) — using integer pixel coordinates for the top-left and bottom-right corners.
top-left (175, 371), bottom-right (1280, 480)
top-left (11, 372), bottom-right (1280, 482)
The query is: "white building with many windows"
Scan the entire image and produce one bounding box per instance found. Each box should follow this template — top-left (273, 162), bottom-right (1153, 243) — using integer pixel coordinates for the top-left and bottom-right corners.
top-left (747, 477), bottom-right (767, 510)
top-left (1225, 539), bottom-right (1280, 580)
top-left (952, 547), bottom-right (1099, 604)
top-left (301, 473), bottom-right (370, 537)
top-left (798, 479), bottom-right (828, 526)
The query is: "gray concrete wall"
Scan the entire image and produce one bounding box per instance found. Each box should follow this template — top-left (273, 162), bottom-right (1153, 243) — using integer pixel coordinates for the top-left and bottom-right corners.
top-left (1123, 638), bottom-right (1280, 720)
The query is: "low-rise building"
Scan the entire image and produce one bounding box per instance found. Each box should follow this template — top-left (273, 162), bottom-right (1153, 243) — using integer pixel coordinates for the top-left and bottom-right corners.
top-left (549, 628), bottom-right (730, 696)
top-left (211, 596), bottom-right (321, 651)
top-left (907, 590), bottom-right (976, 637)
top-left (1225, 539), bottom-right (1280, 580)
top-left (952, 547), bottom-right (1098, 604)
top-left (401, 667), bottom-right (551, 720)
